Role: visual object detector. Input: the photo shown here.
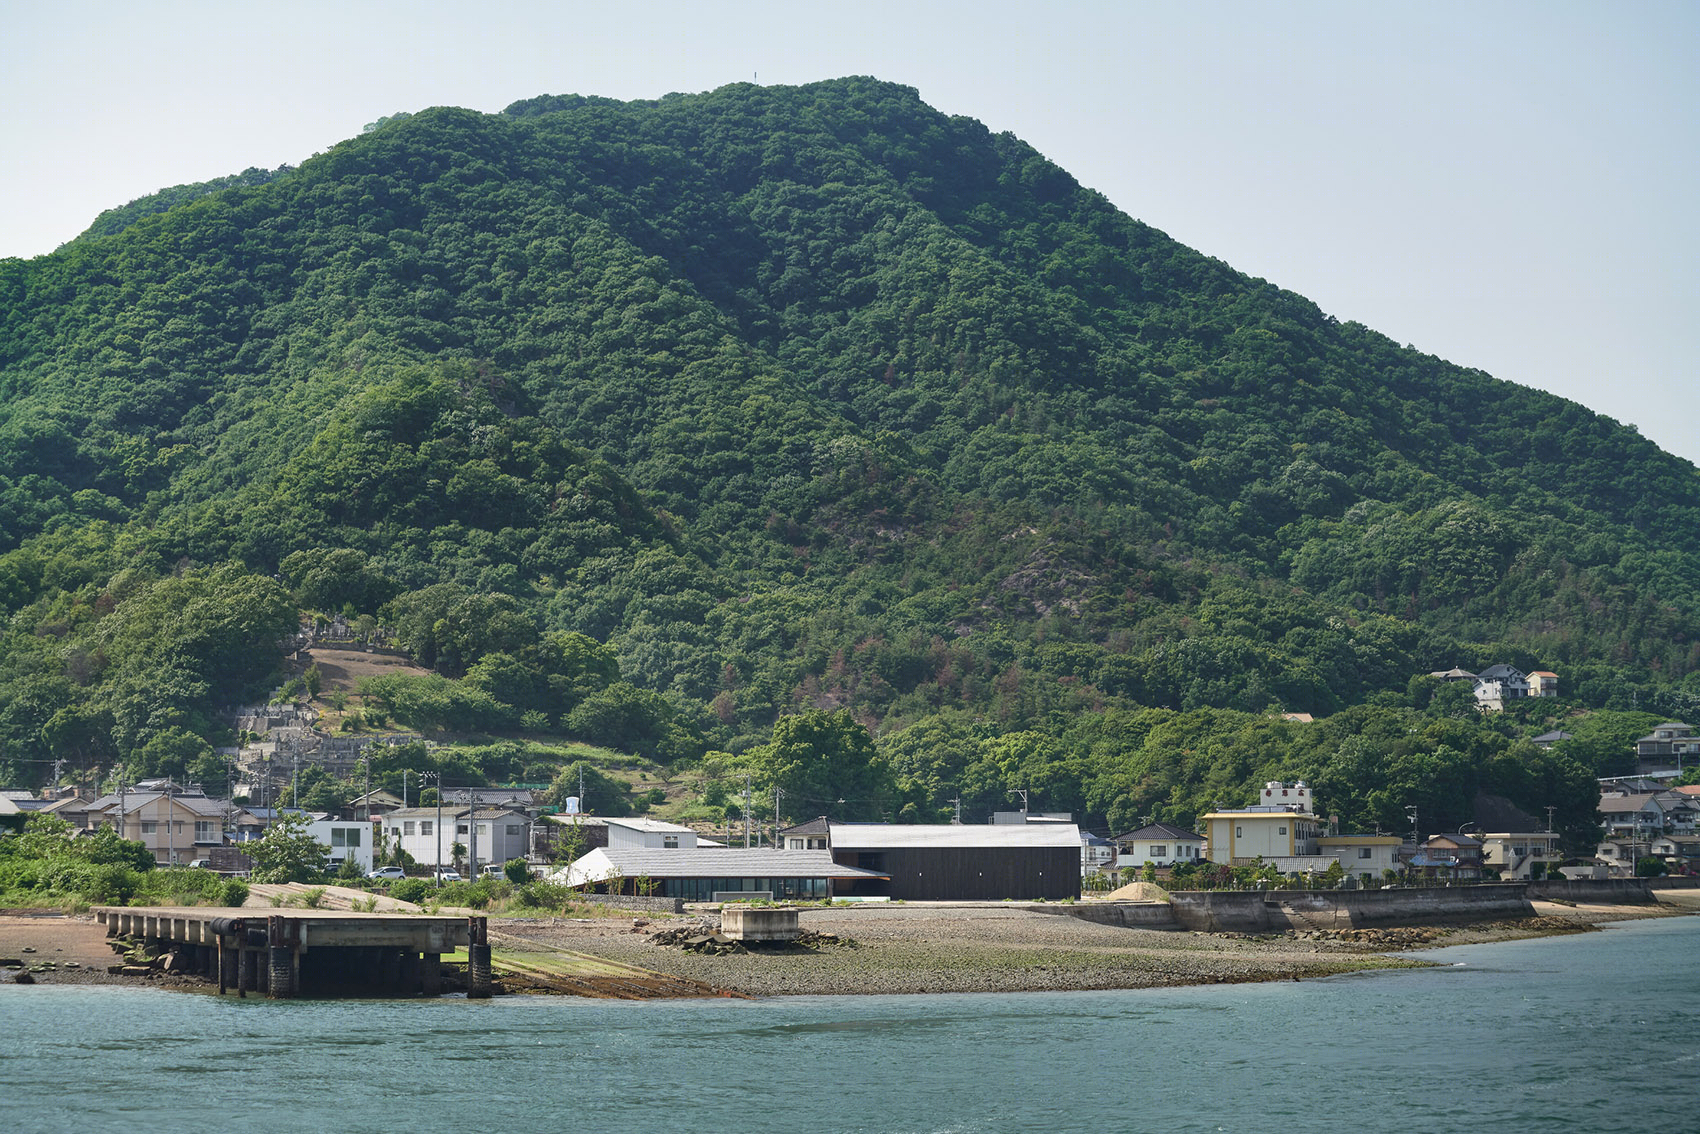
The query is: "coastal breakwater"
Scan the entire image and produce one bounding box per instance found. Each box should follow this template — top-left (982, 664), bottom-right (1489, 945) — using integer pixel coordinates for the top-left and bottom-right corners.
top-left (1058, 878), bottom-right (1657, 934)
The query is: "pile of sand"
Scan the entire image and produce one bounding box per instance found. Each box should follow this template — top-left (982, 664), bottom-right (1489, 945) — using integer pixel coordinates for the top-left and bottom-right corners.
top-left (1100, 881), bottom-right (1171, 903)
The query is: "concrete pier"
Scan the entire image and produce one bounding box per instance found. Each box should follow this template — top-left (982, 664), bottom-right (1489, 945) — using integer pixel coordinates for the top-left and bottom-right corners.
top-left (96, 907), bottom-right (480, 999)
top-left (721, 905), bottom-right (801, 942)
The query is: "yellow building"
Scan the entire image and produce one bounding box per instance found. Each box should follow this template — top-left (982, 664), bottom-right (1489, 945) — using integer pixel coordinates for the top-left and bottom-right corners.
top-left (1203, 781), bottom-right (1323, 865)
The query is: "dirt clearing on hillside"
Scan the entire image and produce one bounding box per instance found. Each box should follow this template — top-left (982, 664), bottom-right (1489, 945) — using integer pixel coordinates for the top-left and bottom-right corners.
top-left (298, 648), bottom-right (431, 691)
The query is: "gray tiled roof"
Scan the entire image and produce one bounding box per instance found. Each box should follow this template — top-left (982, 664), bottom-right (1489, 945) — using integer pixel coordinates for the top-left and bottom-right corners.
top-left (778, 817), bottom-right (831, 837)
top-left (84, 791), bottom-right (230, 817)
top-left (1599, 794), bottom-right (1659, 814)
top-left (1112, 823), bottom-right (1203, 843)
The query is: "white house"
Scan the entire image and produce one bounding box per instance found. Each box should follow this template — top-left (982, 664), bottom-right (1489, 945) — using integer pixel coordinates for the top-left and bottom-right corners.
top-left (1474, 831), bottom-right (1563, 879)
top-left (383, 806), bottom-right (530, 871)
top-left (778, 817), bottom-right (831, 851)
top-left (307, 817), bottom-right (376, 873)
top-left (1316, 835), bottom-right (1404, 878)
top-left (1081, 831), bottom-right (1116, 876)
top-left (1111, 823), bottom-right (1205, 869)
top-left (1473, 664), bottom-right (1531, 711)
top-left (603, 817), bottom-right (698, 850)
top-left (460, 807), bottom-right (529, 872)
top-left (1599, 793), bottom-right (1667, 838)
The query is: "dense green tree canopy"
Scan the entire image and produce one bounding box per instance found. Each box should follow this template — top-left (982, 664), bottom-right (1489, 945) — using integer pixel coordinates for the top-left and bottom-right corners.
top-left (1, 77), bottom-right (1692, 846)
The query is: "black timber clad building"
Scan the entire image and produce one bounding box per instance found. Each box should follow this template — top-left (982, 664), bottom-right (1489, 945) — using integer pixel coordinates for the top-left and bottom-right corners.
top-left (824, 822), bottom-right (1081, 901)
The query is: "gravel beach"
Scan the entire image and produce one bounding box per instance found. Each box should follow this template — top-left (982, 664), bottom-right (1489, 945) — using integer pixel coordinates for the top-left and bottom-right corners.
top-left (8, 892), bottom-right (1696, 997)
top-left (496, 900), bottom-right (1637, 996)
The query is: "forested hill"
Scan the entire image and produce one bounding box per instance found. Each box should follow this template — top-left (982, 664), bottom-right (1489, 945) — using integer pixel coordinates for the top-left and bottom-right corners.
top-left (0, 77), bottom-right (1694, 836)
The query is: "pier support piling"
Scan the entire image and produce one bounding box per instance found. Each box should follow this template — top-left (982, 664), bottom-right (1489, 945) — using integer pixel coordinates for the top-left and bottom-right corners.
top-left (422, 953), bottom-right (441, 996)
top-left (268, 946), bottom-right (293, 998)
top-left (467, 916), bottom-right (492, 999)
top-left (400, 951), bottom-right (422, 996)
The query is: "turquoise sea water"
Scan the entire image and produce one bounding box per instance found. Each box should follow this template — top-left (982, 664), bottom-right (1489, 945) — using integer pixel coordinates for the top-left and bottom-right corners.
top-left (3, 916), bottom-right (1697, 1133)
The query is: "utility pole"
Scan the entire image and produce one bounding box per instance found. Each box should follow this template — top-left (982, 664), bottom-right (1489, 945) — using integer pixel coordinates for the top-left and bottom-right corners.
top-left (743, 773), bottom-right (752, 849)
top-left (1012, 787), bottom-right (1030, 819)
top-left (773, 787), bottom-right (784, 851)
top-left (223, 751), bottom-right (235, 848)
top-left (166, 780), bottom-right (175, 866)
top-left (1406, 805), bottom-right (1420, 876)
top-left (291, 751), bottom-right (300, 812)
top-left (117, 774), bottom-right (127, 841)
top-left (468, 790), bottom-right (480, 878)
top-left (949, 796), bottom-right (962, 824)
top-left (418, 772), bottom-right (442, 885)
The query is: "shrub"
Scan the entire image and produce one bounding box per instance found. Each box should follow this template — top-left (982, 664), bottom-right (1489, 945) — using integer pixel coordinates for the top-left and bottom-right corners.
top-left (513, 880), bottom-right (578, 911)
top-left (437, 877), bottom-right (502, 909)
top-left (76, 863), bottom-right (142, 905)
top-left (503, 858), bottom-right (530, 884)
top-left (219, 879), bottom-right (251, 907)
top-left (390, 878), bottom-right (431, 904)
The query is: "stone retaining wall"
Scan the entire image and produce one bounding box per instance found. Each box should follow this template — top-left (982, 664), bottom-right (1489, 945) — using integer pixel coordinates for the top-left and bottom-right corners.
top-left (572, 893), bottom-right (684, 915)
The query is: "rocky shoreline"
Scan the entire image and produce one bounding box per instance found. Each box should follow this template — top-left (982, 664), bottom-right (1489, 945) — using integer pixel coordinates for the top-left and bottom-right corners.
top-left (6, 894), bottom-right (1695, 998)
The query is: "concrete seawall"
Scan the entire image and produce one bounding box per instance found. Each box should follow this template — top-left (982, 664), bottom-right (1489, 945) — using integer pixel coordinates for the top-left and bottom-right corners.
top-left (1037, 877), bottom-right (1675, 934)
top-left (1042, 902), bottom-right (1182, 929)
top-left (1528, 878), bottom-right (1655, 904)
top-left (1166, 885), bottom-right (1537, 932)
top-left (1063, 885), bottom-right (1540, 934)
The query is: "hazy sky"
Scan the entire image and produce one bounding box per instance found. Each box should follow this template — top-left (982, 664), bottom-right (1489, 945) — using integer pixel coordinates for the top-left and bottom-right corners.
top-left (4, 1), bottom-right (1695, 463)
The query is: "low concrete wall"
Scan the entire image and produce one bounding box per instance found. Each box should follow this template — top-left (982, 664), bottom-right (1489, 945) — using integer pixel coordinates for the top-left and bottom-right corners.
top-left (1321, 885), bottom-right (1533, 927)
top-left (1167, 891), bottom-right (1277, 933)
top-left (1166, 885), bottom-right (1535, 933)
top-left (1047, 902), bottom-right (1181, 929)
top-left (1528, 878), bottom-right (1655, 904)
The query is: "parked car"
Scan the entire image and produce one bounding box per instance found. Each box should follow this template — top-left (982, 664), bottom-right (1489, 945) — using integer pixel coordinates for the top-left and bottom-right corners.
top-left (480, 862), bottom-right (507, 878)
top-left (367, 866), bottom-right (407, 880)
top-left (433, 869), bottom-right (462, 882)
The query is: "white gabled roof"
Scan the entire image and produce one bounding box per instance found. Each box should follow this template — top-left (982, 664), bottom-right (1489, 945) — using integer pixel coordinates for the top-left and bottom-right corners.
top-left (603, 817), bottom-right (697, 835)
top-left (828, 822), bottom-right (1082, 849)
top-left (555, 847), bottom-right (885, 886)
